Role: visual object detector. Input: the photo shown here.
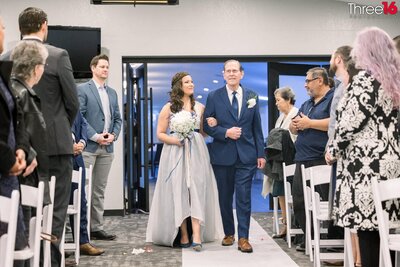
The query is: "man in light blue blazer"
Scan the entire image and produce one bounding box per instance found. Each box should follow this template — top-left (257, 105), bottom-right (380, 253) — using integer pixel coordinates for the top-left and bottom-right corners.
top-left (203, 59), bottom-right (265, 253)
top-left (77, 54), bottom-right (122, 241)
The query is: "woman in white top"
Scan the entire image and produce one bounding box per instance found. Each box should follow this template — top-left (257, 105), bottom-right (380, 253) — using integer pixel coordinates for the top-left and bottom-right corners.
top-left (272, 87), bottom-right (298, 238)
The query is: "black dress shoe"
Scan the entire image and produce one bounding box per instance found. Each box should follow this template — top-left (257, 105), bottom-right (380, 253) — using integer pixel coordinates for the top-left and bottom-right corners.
top-left (90, 230), bottom-right (116, 240)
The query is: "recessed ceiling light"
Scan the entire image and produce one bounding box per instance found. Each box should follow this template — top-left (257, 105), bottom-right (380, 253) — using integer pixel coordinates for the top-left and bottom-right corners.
top-left (197, 95), bottom-right (203, 99)
top-left (203, 88), bottom-right (209, 92)
top-left (212, 80), bottom-right (219, 84)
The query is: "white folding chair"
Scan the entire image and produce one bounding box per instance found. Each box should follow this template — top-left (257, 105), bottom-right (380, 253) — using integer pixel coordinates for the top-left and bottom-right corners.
top-left (371, 177), bottom-right (400, 267)
top-left (85, 164), bottom-right (93, 239)
top-left (308, 166), bottom-right (344, 267)
top-left (301, 164), bottom-right (316, 261)
top-left (0, 190), bottom-right (20, 267)
top-left (14, 181), bottom-right (45, 267)
top-left (282, 163), bottom-right (304, 248)
top-left (344, 228), bottom-right (355, 267)
top-left (61, 168), bottom-right (82, 266)
top-left (301, 165), bottom-right (331, 262)
top-left (42, 176), bottom-right (56, 267)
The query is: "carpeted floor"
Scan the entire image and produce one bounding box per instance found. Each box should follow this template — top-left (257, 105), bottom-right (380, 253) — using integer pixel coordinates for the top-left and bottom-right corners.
top-left (68, 211), bottom-right (342, 267)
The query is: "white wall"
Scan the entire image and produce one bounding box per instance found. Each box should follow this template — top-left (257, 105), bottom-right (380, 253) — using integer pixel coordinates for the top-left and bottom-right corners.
top-left (2, 0), bottom-right (399, 211)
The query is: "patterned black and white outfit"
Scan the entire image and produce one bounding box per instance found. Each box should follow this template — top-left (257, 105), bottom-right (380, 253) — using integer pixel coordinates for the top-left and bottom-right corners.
top-left (330, 70), bottom-right (400, 231)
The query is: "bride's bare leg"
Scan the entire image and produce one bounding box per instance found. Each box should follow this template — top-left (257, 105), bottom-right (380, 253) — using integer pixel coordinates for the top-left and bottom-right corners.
top-left (191, 217), bottom-right (201, 244)
top-left (180, 219), bottom-right (189, 244)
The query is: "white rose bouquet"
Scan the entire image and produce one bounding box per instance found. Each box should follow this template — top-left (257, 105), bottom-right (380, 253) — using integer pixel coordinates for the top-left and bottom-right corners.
top-left (170, 111), bottom-right (196, 141)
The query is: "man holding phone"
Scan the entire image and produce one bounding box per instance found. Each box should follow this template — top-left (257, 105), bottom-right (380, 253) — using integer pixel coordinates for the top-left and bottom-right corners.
top-left (77, 54), bottom-right (122, 240)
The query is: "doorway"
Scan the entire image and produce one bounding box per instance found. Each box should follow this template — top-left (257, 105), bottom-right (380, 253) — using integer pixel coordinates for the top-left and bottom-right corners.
top-left (122, 56), bottom-right (330, 214)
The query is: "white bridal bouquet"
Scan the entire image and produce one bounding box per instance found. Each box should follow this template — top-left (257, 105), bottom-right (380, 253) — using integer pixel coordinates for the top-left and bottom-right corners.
top-left (170, 111), bottom-right (196, 141)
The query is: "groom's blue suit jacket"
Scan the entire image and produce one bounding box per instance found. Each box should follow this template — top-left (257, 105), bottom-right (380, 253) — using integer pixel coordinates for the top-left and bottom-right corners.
top-left (203, 86), bottom-right (265, 166)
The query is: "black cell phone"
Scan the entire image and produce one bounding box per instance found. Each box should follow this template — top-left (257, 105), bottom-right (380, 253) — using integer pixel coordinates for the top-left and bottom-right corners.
top-left (292, 114), bottom-right (302, 120)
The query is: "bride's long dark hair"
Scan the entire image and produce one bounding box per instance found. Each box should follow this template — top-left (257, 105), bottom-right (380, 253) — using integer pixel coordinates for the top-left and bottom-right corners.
top-left (169, 72), bottom-right (195, 113)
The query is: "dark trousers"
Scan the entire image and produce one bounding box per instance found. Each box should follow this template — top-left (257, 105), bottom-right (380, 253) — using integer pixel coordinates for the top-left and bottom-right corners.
top-left (70, 155), bottom-right (89, 244)
top-left (212, 161), bottom-right (256, 239)
top-left (50, 155), bottom-right (73, 267)
top-left (358, 230), bottom-right (380, 267)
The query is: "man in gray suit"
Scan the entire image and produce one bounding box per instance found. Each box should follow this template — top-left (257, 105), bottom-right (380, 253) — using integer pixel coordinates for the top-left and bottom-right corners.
top-left (0, 7), bottom-right (79, 266)
top-left (77, 54), bottom-right (122, 240)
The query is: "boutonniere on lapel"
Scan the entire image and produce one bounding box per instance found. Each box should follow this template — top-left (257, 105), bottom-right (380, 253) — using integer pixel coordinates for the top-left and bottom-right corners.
top-left (246, 93), bottom-right (257, 108)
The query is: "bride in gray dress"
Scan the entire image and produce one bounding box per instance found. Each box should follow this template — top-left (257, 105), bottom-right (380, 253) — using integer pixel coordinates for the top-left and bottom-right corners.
top-left (146, 72), bottom-right (223, 251)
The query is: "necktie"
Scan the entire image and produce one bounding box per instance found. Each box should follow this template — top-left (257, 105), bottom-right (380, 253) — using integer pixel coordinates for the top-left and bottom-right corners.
top-left (232, 91), bottom-right (238, 119)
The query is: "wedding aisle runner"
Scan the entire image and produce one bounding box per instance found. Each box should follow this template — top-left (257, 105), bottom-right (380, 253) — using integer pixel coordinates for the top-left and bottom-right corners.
top-left (182, 214), bottom-right (299, 267)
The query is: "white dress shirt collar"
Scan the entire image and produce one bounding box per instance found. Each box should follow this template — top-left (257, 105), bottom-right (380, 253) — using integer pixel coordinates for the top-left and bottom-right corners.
top-left (226, 85), bottom-right (243, 116)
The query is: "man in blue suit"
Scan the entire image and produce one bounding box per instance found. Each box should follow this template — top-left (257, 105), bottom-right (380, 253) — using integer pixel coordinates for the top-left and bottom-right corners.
top-left (77, 54), bottom-right (122, 241)
top-left (71, 111), bottom-right (105, 255)
top-left (203, 59), bottom-right (265, 253)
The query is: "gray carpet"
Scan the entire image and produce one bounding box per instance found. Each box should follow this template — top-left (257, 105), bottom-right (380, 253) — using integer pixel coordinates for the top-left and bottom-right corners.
top-left (68, 212), bottom-right (343, 267)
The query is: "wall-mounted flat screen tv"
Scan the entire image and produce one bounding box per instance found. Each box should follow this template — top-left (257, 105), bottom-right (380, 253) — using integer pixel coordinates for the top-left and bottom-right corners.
top-left (47, 26), bottom-right (101, 79)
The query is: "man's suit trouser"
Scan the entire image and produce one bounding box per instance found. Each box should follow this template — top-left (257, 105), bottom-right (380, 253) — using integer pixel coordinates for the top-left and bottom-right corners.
top-left (50, 155), bottom-right (73, 267)
top-left (212, 161), bottom-right (257, 239)
top-left (83, 147), bottom-right (114, 232)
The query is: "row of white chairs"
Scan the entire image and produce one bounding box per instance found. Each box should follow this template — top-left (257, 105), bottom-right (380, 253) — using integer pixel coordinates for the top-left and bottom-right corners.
top-left (0, 177), bottom-right (55, 267)
top-left (276, 163), bottom-right (400, 267)
top-left (0, 164), bottom-right (93, 267)
top-left (275, 164), bottom-right (345, 267)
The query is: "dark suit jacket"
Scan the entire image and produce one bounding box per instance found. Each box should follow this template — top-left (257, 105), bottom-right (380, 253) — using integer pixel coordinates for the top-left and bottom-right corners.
top-left (0, 61), bottom-right (30, 175)
top-left (77, 79), bottom-right (122, 153)
top-left (1, 39), bottom-right (79, 156)
top-left (203, 86), bottom-right (264, 166)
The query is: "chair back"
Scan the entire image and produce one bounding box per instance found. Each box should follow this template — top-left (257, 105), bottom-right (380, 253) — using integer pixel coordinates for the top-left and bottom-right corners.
top-left (282, 163), bottom-right (296, 203)
top-left (0, 190), bottom-right (20, 267)
top-left (371, 177), bottom-right (400, 267)
top-left (282, 163), bottom-right (304, 249)
top-left (42, 176), bottom-right (56, 267)
top-left (16, 181), bottom-right (44, 267)
top-left (85, 165), bottom-right (93, 239)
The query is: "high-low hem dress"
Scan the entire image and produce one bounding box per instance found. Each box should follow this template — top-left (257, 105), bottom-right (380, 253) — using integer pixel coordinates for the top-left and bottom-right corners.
top-left (146, 102), bottom-right (223, 247)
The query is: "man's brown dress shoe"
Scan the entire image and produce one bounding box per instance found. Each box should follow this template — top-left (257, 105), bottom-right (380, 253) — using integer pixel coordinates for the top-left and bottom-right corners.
top-left (80, 243), bottom-right (105, 256)
top-left (238, 238), bottom-right (253, 253)
top-left (221, 235), bottom-right (235, 246)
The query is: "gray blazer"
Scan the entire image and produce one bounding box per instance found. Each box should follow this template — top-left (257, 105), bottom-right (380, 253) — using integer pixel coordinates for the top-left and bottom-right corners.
top-left (77, 79), bottom-right (122, 153)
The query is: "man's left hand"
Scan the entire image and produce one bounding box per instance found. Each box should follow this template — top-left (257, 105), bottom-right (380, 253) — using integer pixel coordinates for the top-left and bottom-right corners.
top-left (23, 158), bottom-right (37, 177)
top-left (73, 142), bottom-right (85, 155)
top-left (257, 157), bottom-right (266, 169)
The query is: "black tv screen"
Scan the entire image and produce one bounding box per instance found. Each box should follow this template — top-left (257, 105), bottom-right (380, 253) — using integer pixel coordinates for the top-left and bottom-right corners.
top-left (47, 26), bottom-right (101, 79)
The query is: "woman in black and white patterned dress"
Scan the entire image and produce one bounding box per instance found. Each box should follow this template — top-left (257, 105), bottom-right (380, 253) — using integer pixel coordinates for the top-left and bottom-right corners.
top-left (329, 27), bottom-right (400, 267)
